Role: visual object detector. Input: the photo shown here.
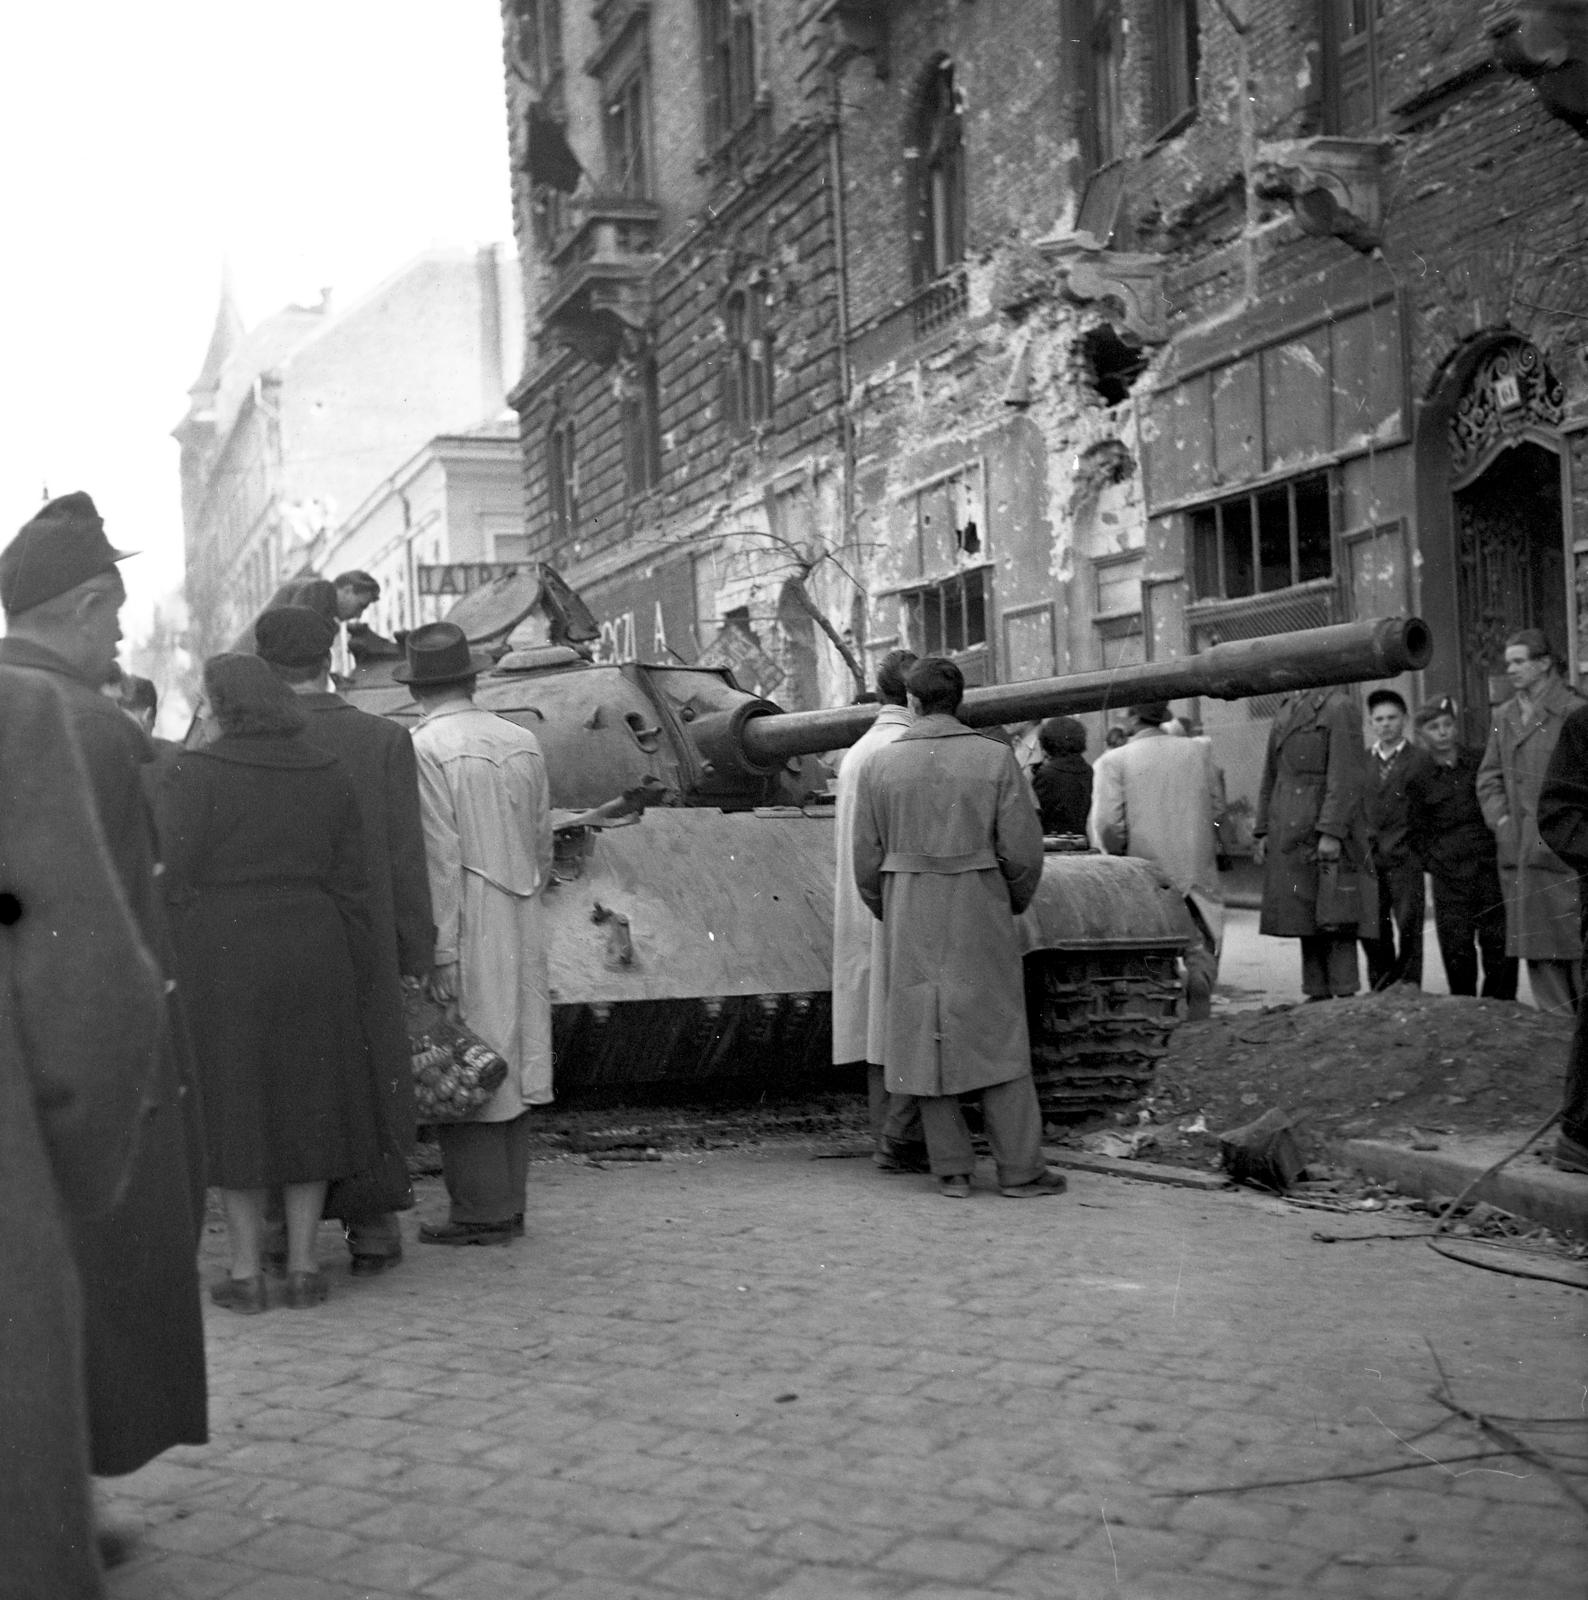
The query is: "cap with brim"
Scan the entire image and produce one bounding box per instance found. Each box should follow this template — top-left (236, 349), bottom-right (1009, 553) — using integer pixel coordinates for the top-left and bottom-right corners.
top-left (1132, 701), bottom-right (1172, 726)
top-left (0, 491), bottom-right (135, 615)
top-left (394, 621), bottom-right (494, 686)
top-left (1367, 689), bottom-right (1408, 713)
top-left (256, 605), bottom-right (338, 667)
top-left (1415, 696), bottom-right (1458, 726)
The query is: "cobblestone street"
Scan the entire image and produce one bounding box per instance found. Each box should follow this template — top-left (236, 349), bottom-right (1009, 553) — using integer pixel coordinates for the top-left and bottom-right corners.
top-left (102, 1146), bottom-right (1586, 1600)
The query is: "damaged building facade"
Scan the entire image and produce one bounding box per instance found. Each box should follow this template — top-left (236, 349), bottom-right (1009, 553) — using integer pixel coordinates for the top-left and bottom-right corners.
top-left (499, 0), bottom-right (1588, 819)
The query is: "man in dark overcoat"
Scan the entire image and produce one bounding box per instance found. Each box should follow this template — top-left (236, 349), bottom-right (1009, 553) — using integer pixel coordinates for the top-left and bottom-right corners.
top-left (1359, 688), bottom-right (1425, 990)
top-left (1535, 703), bottom-right (1588, 1172)
top-left (0, 492), bottom-right (208, 1479)
top-left (257, 605), bottom-right (435, 1272)
top-left (1254, 686), bottom-right (1372, 1000)
top-left (1404, 696), bottom-right (1516, 1000)
top-left (1, 668), bottom-right (166, 1597)
top-left (852, 656), bottom-right (1066, 1200)
top-left (1476, 628), bottom-right (1585, 1012)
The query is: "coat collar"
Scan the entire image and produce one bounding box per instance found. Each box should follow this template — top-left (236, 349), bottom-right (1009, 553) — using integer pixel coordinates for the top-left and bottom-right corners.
top-left (897, 712), bottom-right (980, 742)
top-left (296, 690), bottom-right (348, 711)
top-left (1508, 675), bottom-right (1579, 735)
top-left (0, 634), bottom-right (96, 687)
top-left (416, 699), bottom-right (484, 727)
top-left (873, 704), bottom-right (912, 729)
top-left (194, 734), bottom-right (336, 770)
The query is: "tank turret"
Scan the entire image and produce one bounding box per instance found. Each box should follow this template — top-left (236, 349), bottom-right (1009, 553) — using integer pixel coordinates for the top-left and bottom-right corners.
top-left (346, 570), bottom-right (1431, 1117)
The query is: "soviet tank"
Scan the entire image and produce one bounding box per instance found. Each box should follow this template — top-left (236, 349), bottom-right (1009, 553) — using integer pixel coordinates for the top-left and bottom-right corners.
top-left (344, 570), bottom-right (1431, 1119)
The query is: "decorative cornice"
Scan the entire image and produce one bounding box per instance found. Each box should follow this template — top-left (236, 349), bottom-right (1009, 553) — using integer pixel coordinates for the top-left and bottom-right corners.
top-left (1037, 237), bottom-right (1168, 345)
top-left (1253, 137), bottom-right (1392, 253)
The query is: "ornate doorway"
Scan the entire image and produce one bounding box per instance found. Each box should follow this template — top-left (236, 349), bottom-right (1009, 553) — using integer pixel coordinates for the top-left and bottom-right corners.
top-left (1451, 338), bottom-right (1566, 737)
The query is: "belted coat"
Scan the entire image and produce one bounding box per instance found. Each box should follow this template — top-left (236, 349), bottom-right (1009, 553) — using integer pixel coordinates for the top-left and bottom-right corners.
top-left (1476, 675), bottom-right (1586, 961)
top-left (852, 716), bottom-right (1045, 1097)
top-left (1, 668), bottom-right (166, 1598)
top-left (1254, 687), bottom-right (1373, 937)
top-left (0, 635), bottom-right (208, 1478)
top-left (830, 704), bottom-right (912, 1065)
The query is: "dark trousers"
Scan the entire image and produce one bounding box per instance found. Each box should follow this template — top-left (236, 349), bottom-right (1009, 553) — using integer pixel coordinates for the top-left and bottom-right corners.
top-left (436, 1113), bottom-right (532, 1225)
top-left (1300, 934), bottom-right (1360, 998)
top-left (1430, 868), bottom-right (1517, 1000)
top-left (1563, 998), bottom-right (1588, 1148)
top-left (1361, 861), bottom-right (1425, 989)
top-left (866, 1063), bottom-right (924, 1155)
top-left (914, 1073), bottom-right (1046, 1187)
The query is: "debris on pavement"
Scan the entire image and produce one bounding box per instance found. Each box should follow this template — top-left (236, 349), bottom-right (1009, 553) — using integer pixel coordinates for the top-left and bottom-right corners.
top-left (1216, 1106), bottom-right (1307, 1192)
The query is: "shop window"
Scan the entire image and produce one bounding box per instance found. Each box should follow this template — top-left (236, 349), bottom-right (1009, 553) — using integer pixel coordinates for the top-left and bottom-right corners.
top-left (700, 0), bottom-right (757, 151)
top-left (1189, 472), bottom-right (1333, 601)
top-left (620, 351), bottom-right (662, 498)
top-left (721, 281), bottom-right (773, 433)
top-left (902, 567), bottom-right (988, 658)
top-left (1320, 0), bottom-right (1381, 134)
top-left (546, 415), bottom-right (578, 540)
top-left (1150, 0), bottom-right (1199, 139)
top-left (909, 57), bottom-right (966, 287)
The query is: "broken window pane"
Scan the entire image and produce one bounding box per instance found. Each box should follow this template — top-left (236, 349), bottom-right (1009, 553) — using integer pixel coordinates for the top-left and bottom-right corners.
top-left (1256, 485), bottom-right (1292, 592)
top-left (1221, 498), bottom-right (1255, 598)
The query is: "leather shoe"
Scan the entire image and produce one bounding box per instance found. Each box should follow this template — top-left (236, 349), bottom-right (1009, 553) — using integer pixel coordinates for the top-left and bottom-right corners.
top-left (209, 1275), bottom-right (268, 1314)
top-left (284, 1269), bottom-right (328, 1308)
top-left (419, 1220), bottom-right (513, 1246)
top-left (349, 1250), bottom-right (402, 1277)
top-left (938, 1175), bottom-right (971, 1199)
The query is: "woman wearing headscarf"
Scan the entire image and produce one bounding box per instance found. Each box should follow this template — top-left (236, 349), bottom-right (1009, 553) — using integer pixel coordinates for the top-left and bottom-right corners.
top-left (157, 654), bottom-right (379, 1311)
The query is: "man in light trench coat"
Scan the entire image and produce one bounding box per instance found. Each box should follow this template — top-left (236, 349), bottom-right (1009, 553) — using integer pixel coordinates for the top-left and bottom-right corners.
top-left (1089, 700), bottom-right (1224, 1019)
top-left (405, 622), bottom-right (555, 1243)
top-left (852, 656), bottom-right (1067, 1200)
top-left (831, 648), bottom-right (926, 1171)
top-left (1476, 627), bottom-right (1585, 1012)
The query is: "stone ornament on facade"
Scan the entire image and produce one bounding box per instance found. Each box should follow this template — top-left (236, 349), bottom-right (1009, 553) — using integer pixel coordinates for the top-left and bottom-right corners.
top-left (1449, 337), bottom-right (1566, 484)
top-left (1253, 137), bottom-right (1391, 253)
top-left (1039, 238), bottom-right (1168, 347)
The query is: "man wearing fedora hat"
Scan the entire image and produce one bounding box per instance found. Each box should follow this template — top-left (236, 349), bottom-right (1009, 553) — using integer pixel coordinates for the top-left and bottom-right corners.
top-left (402, 622), bottom-right (555, 1243)
top-left (0, 493), bottom-right (209, 1485)
top-left (257, 606), bottom-right (435, 1274)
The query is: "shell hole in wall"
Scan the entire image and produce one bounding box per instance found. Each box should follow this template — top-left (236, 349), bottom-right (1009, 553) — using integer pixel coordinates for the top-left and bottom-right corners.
top-left (1080, 323), bottom-right (1149, 406)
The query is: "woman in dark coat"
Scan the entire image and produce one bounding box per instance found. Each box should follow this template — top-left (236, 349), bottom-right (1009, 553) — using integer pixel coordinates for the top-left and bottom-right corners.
top-left (158, 654), bottom-right (379, 1312)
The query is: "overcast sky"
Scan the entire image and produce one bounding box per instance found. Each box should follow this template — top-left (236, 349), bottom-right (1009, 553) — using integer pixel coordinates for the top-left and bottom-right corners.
top-left (0, 2), bottom-right (515, 639)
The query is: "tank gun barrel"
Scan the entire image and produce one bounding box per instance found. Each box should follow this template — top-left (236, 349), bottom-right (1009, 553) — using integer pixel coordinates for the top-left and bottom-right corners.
top-left (737, 615), bottom-right (1432, 766)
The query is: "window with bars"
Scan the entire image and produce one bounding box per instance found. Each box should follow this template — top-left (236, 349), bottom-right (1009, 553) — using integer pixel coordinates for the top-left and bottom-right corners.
top-left (902, 568), bottom-right (989, 659)
top-left (721, 282), bottom-right (773, 432)
top-left (604, 68), bottom-right (651, 197)
top-left (1189, 473), bottom-right (1333, 602)
top-left (1320, 0), bottom-right (1381, 133)
top-left (1150, 0), bottom-right (1199, 138)
top-left (909, 57), bottom-right (966, 287)
top-left (546, 416), bottom-right (578, 541)
top-left (700, 0), bottom-right (757, 151)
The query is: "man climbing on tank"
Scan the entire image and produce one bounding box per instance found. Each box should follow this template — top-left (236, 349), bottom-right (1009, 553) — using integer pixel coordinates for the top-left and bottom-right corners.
top-left (852, 656), bottom-right (1067, 1200)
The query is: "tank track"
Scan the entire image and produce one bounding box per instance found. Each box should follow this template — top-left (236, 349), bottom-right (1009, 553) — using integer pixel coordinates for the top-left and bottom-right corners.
top-left (1024, 949), bottom-right (1185, 1121)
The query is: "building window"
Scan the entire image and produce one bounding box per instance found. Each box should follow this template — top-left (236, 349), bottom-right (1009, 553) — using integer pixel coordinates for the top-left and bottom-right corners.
top-left (604, 66), bottom-right (651, 197)
top-left (1081, 0), bottom-right (1125, 173)
top-left (1320, 0), bottom-right (1381, 134)
top-left (1150, 0), bottom-right (1199, 138)
top-left (721, 282), bottom-right (773, 432)
top-left (700, 0), bottom-right (757, 151)
top-left (620, 351), bottom-right (662, 497)
top-left (902, 567), bottom-right (988, 659)
top-left (909, 57), bottom-right (966, 287)
top-left (546, 415), bottom-right (578, 540)
top-left (515, 0), bottom-right (566, 113)
top-left (1189, 473), bottom-right (1333, 602)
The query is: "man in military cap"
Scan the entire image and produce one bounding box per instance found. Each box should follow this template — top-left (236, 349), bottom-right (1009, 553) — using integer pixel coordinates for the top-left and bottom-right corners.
top-left (403, 621), bottom-right (555, 1243)
top-left (0, 493), bottom-right (208, 1484)
top-left (257, 606), bottom-right (435, 1273)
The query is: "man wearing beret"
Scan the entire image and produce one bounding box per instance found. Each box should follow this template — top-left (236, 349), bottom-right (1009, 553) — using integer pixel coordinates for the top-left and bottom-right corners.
top-left (256, 606), bottom-right (435, 1273)
top-left (0, 494), bottom-right (208, 1486)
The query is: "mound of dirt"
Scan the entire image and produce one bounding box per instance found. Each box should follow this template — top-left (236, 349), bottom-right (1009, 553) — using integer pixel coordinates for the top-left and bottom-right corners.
top-left (1135, 990), bottom-right (1571, 1169)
